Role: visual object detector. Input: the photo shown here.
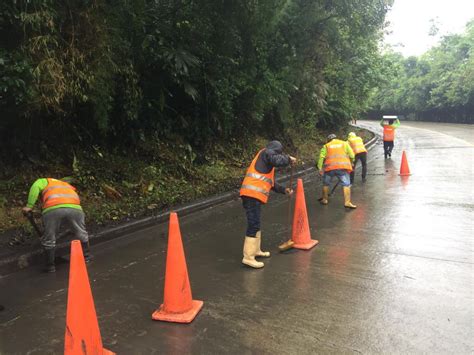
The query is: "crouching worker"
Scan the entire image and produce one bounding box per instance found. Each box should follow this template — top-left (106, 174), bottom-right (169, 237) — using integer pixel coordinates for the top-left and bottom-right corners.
top-left (22, 178), bottom-right (91, 272)
top-left (240, 141), bottom-right (296, 268)
top-left (347, 132), bottom-right (368, 183)
top-left (317, 134), bottom-right (357, 209)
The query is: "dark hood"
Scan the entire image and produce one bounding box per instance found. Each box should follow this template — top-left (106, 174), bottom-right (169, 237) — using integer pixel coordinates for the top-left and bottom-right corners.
top-left (266, 140), bottom-right (283, 154)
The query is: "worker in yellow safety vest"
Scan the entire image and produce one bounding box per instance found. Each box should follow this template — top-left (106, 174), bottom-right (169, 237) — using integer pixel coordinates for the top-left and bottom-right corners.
top-left (22, 178), bottom-right (91, 272)
top-left (239, 141), bottom-right (296, 268)
top-left (317, 134), bottom-right (357, 209)
top-left (347, 132), bottom-right (368, 183)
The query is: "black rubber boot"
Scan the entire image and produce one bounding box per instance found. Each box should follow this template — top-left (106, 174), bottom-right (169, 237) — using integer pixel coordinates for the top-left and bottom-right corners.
top-left (44, 248), bottom-right (56, 273)
top-left (81, 242), bottom-right (92, 263)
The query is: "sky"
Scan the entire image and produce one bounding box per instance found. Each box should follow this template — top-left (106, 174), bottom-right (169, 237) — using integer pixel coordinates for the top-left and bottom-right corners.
top-left (384, 0), bottom-right (474, 57)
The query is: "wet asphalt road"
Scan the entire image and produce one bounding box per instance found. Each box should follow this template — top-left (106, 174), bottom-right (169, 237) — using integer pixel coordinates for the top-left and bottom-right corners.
top-left (0, 121), bottom-right (473, 354)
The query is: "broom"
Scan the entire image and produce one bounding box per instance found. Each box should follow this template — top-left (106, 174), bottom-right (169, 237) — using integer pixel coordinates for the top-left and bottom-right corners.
top-left (278, 164), bottom-right (295, 251)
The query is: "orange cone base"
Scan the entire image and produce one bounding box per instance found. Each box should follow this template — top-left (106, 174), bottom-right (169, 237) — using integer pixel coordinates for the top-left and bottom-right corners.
top-left (293, 239), bottom-right (319, 250)
top-left (103, 349), bottom-right (115, 355)
top-left (152, 300), bottom-right (203, 323)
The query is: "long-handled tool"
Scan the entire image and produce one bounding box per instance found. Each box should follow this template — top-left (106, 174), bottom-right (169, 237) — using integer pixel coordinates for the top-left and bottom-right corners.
top-left (278, 164), bottom-right (295, 252)
top-left (23, 210), bottom-right (71, 263)
top-left (23, 210), bottom-right (43, 237)
top-left (317, 174), bottom-right (340, 202)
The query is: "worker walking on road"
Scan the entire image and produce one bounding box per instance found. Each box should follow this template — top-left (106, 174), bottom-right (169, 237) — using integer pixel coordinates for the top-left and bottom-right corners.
top-left (318, 134), bottom-right (357, 209)
top-left (22, 178), bottom-right (91, 272)
top-left (240, 141), bottom-right (296, 269)
top-left (347, 132), bottom-right (368, 183)
top-left (380, 117), bottom-right (400, 159)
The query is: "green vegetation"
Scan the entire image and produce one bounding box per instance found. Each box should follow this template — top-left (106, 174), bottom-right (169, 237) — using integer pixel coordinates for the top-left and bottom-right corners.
top-left (0, 126), bottom-right (372, 246)
top-left (1, 1), bottom-right (383, 240)
top-left (369, 20), bottom-right (474, 123)
top-left (1, 1), bottom-right (389, 158)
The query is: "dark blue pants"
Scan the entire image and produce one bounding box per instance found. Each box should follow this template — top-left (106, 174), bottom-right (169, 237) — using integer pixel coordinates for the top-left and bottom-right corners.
top-left (241, 196), bottom-right (261, 237)
top-left (383, 141), bottom-right (394, 157)
top-left (350, 152), bottom-right (367, 183)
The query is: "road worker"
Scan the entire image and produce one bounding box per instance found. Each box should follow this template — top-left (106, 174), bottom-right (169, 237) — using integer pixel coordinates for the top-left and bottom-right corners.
top-left (347, 132), bottom-right (368, 183)
top-left (22, 178), bottom-right (91, 272)
top-left (317, 134), bottom-right (357, 209)
top-left (240, 141), bottom-right (296, 269)
top-left (380, 117), bottom-right (401, 159)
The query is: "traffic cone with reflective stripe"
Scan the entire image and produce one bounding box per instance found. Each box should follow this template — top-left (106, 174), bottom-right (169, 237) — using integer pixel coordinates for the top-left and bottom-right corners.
top-left (152, 212), bottom-right (203, 323)
top-left (64, 240), bottom-right (114, 355)
top-left (292, 179), bottom-right (319, 250)
top-left (399, 150), bottom-right (411, 176)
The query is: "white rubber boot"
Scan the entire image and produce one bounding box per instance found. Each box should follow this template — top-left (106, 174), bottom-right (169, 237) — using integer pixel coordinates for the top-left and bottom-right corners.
top-left (242, 237), bottom-right (264, 268)
top-left (255, 231), bottom-right (270, 258)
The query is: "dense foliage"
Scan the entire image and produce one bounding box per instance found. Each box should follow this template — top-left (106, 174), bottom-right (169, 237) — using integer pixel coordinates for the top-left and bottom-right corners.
top-left (368, 20), bottom-right (474, 123)
top-left (1, 0), bottom-right (391, 164)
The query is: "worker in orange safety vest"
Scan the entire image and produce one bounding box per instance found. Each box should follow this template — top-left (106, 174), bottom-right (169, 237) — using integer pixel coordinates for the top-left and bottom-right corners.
top-left (347, 132), bottom-right (368, 183)
top-left (240, 141), bottom-right (296, 268)
top-left (317, 134), bottom-right (357, 209)
top-left (380, 118), bottom-right (400, 159)
top-left (22, 178), bottom-right (90, 272)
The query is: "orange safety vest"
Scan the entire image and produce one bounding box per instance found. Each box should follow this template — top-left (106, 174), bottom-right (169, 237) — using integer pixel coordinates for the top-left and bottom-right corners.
top-left (239, 150), bottom-right (275, 204)
top-left (383, 126), bottom-right (395, 141)
top-left (41, 178), bottom-right (81, 209)
top-left (324, 139), bottom-right (353, 173)
top-left (348, 136), bottom-right (367, 154)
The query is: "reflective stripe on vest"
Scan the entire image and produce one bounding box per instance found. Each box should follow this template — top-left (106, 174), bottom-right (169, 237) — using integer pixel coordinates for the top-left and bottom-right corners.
top-left (324, 140), bottom-right (353, 173)
top-left (348, 136), bottom-right (367, 154)
top-left (240, 184), bottom-right (270, 197)
top-left (239, 150), bottom-right (275, 203)
top-left (245, 172), bottom-right (273, 184)
top-left (41, 178), bottom-right (80, 209)
top-left (383, 126), bottom-right (395, 141)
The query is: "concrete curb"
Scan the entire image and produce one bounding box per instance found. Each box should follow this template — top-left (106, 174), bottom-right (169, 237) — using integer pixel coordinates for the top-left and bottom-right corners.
top-left (0, 127), bottom-right (378, 277)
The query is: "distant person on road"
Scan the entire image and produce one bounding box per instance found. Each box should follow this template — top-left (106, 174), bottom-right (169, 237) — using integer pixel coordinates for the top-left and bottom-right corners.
top-left (380, 118), bottom-right (400, 159)
top-left (22, 178), bottom-right (91, 273)
top-left (347, 132), bottom-right (368, 183)
top-left (239, 141), bottom-right (296, 269)
top-left (317, 134), bottom-right (357, 209)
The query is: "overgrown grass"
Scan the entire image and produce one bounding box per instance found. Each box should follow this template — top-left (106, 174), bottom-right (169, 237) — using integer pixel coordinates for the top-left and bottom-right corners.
top-left (0, 125), bottom-right (373, 247)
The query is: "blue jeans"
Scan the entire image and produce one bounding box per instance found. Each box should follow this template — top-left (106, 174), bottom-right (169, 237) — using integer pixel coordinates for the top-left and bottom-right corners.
top-left (323, 169), bottom-right (351, 187)
top-left (241, 196), bottom-right (261, 237)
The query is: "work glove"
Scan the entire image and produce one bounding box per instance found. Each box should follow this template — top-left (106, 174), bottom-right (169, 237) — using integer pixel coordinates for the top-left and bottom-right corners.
top-left (22, 207), bottom-right (32, 216)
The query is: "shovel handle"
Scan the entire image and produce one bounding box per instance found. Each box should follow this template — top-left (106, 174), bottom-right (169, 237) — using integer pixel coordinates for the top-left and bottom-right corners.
top-left (329, 180), bottom-right (340, 196)
top-left (24, 211), bottom-right (43, 237)
top-left (286, 164), bottom-right (295, 238)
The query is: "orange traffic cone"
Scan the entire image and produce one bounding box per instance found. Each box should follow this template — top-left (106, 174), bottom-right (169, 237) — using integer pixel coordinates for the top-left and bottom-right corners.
top-left (64, 240), bottom-right (114, 355)
top-left (399, 150), bottom-right (411, 176)
top-left (291, 179), bottom-right (319, 250)
top-left (152, 212), bottom-right (203, 323)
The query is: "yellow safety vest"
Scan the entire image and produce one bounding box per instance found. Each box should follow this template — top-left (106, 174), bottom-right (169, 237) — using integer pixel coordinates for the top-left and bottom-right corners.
top-left (348, 136), bottom-right (367, 154)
